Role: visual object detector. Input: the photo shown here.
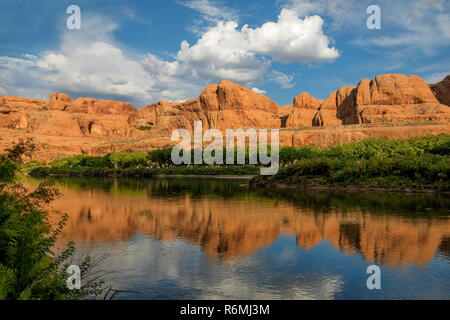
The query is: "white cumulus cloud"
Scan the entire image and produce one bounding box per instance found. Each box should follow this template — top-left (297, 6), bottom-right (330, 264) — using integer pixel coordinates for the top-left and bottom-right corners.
top-left (0, 7), bottom-right (339, 106)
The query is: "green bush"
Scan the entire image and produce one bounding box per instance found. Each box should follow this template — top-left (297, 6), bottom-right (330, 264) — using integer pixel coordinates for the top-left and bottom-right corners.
top-left (29, 134), bottom-right (450, 190)
top-left (107, 152), bottom-right (148, 169)
top-left (135, 126), bottom-right (152, 131)
top-left (1, 140), bottom-right (104, 299)
top-left (255, 134), bottom-right (450, 191)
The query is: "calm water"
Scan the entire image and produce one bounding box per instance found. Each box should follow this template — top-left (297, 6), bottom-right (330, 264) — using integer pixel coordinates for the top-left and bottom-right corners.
top-left (29, 177), bottom-right (450, 299)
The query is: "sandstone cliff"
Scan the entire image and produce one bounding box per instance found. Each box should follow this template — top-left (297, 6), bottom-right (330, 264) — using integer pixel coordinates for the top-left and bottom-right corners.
top-left (0, 74), bottom-right (449, 160)
top-left (135, 80), bottom-right (281, 135)
top-left (0, 93), bottom-right (141, 138)
top-left (285, 74), bottom-right (450, 127)
top-left (347, 74), bottom-right (450, 124)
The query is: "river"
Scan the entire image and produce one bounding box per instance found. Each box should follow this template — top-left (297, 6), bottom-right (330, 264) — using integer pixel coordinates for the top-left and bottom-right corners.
top-left (27, 177), bottom-right (450, 299)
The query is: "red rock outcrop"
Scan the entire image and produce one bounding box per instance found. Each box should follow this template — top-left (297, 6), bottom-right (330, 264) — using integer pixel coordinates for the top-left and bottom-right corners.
top-left (347, 74), bottom-right (450, 124)
top-left (312, 109), bottom-right (341, 127)
top-left (48, 92), bottom-right (136, 115)
top-left (48, 93), bottom-right (71, 111)
top-left (287, 74), bottom-right (450, 128)
top-left (319, 91), bottom-right (338, 110)
top-left (293, 92), bottom-right (323, 109)
top-left (278, 105), bottom-right (294, 118)
top-left (356, 75), bottom-right (438, 105)
top-left (0, 74), bottom-right (449, 160)
top-left (0, 93), bottom-right (141, 138)
top-left (1, 96), bottom-right (47, 109)
top-left (287, 90), bottom-right (343, 127)
top-left (0, 109), bottom-right (28, 129)
top-left (135, 80), bottom-right (281, 135)
top-left (285, 108), bottom-right (315, 127)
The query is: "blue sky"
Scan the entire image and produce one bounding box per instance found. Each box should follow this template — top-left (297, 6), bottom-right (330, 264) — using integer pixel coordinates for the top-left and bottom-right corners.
top-left (0, 0), bottom-right (449, 108)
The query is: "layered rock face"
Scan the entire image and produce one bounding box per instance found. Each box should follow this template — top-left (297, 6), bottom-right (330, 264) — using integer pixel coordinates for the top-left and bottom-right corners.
top-left (0, 74), bottom-right (449, 159)
top-left (286, 74), bottom-right (450, 127)
top-left (0, 93), bottom-right (141, 138)
top-left (286, 92), bottom-right (326, 127)
top-left (135, 80), bottom-right (281, 135)
top-left (48, 93), bottom-right (136, 115)
top-left (348, 74), bottom-right (450, 124)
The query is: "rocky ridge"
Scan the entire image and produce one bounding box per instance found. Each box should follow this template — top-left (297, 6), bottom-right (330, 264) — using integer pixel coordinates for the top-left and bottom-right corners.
top-left (0, 73), bottom-right (449, 159)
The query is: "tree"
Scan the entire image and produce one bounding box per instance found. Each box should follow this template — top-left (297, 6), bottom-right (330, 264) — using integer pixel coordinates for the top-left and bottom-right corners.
top-left (0, 139), bottom-right (104, 299)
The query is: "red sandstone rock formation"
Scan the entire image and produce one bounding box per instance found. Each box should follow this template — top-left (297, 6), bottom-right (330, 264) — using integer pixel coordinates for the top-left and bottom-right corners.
top-left (135, 80), bottom-right (281, 135)
top-left (347, 74), bottom-right (450, 124)
top-left (293, 92), bottom-right (323, 109)
top-left (0, 92), bottom-right (142, 138)
top-left (0, 74), bottom-right (449, 160)
top-left (48, 92), bottom-right (136, 115)
top-left (287, 74), bottom-right (450, 128)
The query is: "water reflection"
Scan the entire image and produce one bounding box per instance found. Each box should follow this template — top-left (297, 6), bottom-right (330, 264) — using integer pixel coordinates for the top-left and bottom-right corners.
top-left (26, 177), bottom-right (450, 299)
top-left (38, 177), bottom-right (450, 266)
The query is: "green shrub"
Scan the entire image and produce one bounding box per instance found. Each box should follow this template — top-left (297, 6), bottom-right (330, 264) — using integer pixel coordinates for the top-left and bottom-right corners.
top-left (1, 140), bottom-right (105, 299)
top-left (135, 126), bottom-right (152, 131)
top-left (29, 134), bottom-right (450, 190)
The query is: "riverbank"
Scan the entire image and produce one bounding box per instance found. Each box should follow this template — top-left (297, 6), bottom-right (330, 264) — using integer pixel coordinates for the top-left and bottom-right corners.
top-left (252, 181), bottom-right (450, 194)
top-left (252, 134), bottom-right (450, 193)
top-left (27, 134), bottom-right (449, 192)
top-left (28, 165), bottom-right (260, 178)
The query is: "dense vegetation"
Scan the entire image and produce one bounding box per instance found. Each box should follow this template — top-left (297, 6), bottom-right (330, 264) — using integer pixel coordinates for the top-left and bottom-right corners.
top-left (0, 139), bottom-right (104, 299)
top-left (28, 134), bottom-right (450, 191)
top-left (29, 148), bottom-right (264, 177)
top-left (254, 134), bottom-right (450, 191)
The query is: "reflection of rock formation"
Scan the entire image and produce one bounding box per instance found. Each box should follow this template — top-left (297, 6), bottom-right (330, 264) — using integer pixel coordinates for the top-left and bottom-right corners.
top-left (49, 186), bottom-right (450, 266)
top-left (437, 236), bottom-right (450, 258)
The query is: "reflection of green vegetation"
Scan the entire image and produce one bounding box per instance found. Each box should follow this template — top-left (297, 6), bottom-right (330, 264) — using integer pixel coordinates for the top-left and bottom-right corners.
top-left (254, 134), bottom-right (450, 192)
top-left (27, 175), bottom-right (450, 218)
top-left (27, 176), bottom-right (249, 201)
top-left (0, 140), bottom-right (104, 300)
top-left (138, 210), bottom-right (153, 218)
top-left (255, 188), bottom-right (450, 218)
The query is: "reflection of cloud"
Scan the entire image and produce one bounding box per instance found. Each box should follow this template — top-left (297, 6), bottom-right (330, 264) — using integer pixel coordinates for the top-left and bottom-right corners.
top-left (45, 179), bottom-right (450, 267)
top-left (40, 178), bottom-right (450, 300)
top-left (81, 235), bottom-right (344, 300)
top-left (197, 272), bottom-right (343, 300)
